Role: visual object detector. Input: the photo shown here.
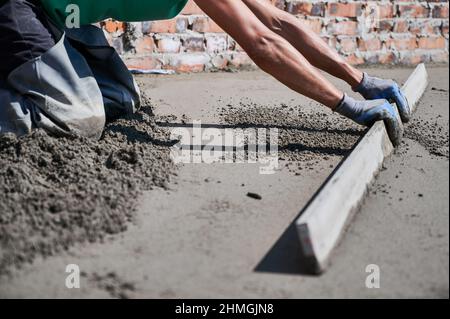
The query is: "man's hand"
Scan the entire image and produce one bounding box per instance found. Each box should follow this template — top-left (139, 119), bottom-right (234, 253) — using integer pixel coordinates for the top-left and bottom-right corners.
top-left (353, 73), bottom-right (411, 123)
top-left (335, 94), bottom-right (404, 147)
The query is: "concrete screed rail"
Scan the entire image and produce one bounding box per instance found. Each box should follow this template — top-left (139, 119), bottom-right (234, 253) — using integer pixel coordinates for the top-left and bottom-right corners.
top-left (295, 64), bottom-right (429, 274)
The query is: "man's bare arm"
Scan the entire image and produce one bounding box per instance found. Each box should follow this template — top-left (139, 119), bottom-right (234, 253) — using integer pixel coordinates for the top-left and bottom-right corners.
top-left (194, 0), bottom-right (343, 109)
top-left (241, 0), bottom-right (363, 88)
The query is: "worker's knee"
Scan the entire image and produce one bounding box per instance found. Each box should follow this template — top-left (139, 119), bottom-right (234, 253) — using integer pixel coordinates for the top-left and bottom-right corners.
top-left (0, 83), bottom-right (106, 139)
top-left (45, 89), bottom-right (106, 139)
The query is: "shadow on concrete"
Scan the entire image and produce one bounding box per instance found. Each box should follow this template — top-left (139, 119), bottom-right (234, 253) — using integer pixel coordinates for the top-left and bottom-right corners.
top-left (156, 122), bottom-right (363, 157)
top-left (107, 123), bottom-right (177, 147)
top-left (156, 122), bottom-right (362, 136)
top-left (253, 131), bottom-right (365, 276)
top-left (253, 221), bottom-right (317, 276)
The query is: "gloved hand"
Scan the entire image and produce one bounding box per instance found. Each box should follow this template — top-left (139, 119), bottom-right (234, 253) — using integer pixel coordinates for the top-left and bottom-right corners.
top-left (335, 94), bottom-right (404, 147)
top-left (353, 73), bottom-right (411, 123)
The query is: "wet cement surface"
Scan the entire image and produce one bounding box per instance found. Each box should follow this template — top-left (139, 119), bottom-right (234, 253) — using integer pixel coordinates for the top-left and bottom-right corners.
top-left (0, 106), bottom-right (175, 275)
top-left (0, 67), bottom-right (448, 298)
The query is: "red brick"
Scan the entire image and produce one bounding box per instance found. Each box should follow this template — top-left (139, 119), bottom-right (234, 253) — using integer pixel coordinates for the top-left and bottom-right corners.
top-left (148, 20), bottom-right (178, 33)
top-left (378, 20), bottom-right (394, 32)
top-left (125, 56), bottom-right (161, 70)
top-left (287, 2), bottom-right (325, 16)
top-left (432, 5), bottom-right (449, 18)
top-left (183, 37), bottom-right (205, 52)
top-left (102, 20), bottom-right (126, 34)
top-left (400, 53), bottom-right (426, 65)
top-left (408, 20), bottom-right (441, 35)
top-left (328, 20), bottom-right (359, 36)
top-left (211, 55), bottom-right (229, 70)
top-left (358, 37), bottom-right (382, 51)
top-left (300, 17), bottom-right (323, 34)
top-left (270, 0), bottom-right (287, 11)
top-left (169, 54), bottom-right (210, 73)
top-left (191, 17), bottom-right (224, 33)
top-left (378, 52), bottom-right (396, 64)
top-left (229, 53), bottom-right (254, 68)
top-left (339, 37), bottom-right (357, 53)
top-left (346, 54), bottom-right (365, 65)
top-left (393, 20), bottom-right (409, 33)
top-left (106, 0), bottom-right (449, 71)
top-left (386, 37), bottom-right (418, 51)
top-left (156, 38), bottom-right (181, 53)
top-left (134, 36), bottom-right (155, 54)
top-left (206, 35), bottom-right (228, 53)
top-left (378, 4), bottom-right (395, 19)
top-left (418, 36), bottom-right (446, 49)
top-left (442, 21), bottom-right (449, 36)
top-left (327, 2), bottom-right (363, 18)
top-left (398, 4), bottom-right (430, 18)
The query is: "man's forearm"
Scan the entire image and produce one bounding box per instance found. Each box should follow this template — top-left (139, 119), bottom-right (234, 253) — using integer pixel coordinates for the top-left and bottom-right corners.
top-left (194, 0), bottom-right (343, 108)
top-left (242, 0), bottom-right (363, 88)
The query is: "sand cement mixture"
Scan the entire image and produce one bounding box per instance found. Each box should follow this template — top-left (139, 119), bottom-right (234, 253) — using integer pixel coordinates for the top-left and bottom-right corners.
top-left (0, 104), bottom-right (175, 275)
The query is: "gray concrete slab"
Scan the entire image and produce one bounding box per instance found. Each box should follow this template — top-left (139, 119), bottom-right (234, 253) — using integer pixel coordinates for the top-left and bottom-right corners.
top-left (0, 67), bottom-right (447, 298)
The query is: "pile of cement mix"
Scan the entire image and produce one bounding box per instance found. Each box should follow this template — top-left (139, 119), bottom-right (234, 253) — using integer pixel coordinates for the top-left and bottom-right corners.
top-left (220, 101), bottom-right (449, 165)
top-left (0, 106), bottom-right (175, 275)
top-left (219, 102), bottom-right (365, 172)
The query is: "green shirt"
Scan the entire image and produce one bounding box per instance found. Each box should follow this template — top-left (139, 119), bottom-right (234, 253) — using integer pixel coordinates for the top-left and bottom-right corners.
top-left (40, 0), bottom-right (188, 26)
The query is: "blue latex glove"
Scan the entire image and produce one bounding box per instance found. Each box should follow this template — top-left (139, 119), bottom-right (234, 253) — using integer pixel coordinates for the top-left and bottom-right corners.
top-left (335, 94), bottom-right (404, 147)
top-left (353, 73), bottom-right (411, 123)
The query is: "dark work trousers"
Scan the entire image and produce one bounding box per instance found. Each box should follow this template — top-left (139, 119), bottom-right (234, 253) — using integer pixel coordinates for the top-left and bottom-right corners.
top-left (0, 0), bottom-right (57, 82)
top-left (0, 0), bottom-right (141, 138)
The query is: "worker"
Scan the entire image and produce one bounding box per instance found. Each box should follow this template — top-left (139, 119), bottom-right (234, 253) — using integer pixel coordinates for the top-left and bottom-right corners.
top-left (0, 0), bottom-right (409, 145)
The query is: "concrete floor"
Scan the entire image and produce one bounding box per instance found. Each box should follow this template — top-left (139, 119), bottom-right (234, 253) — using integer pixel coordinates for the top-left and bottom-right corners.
top-left (0, 66), bottom-right (448, 298)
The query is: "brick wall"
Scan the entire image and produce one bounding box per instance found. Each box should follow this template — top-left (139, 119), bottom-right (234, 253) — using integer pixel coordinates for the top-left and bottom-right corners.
top-left (102, 0), bottom-right (449, 72)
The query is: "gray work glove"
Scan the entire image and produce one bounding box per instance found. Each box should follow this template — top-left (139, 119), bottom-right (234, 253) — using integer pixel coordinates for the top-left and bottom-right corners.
top-left (353, 73), bottom-right (411, 123)
top-left (335, 94), bottom-right (404, 147)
